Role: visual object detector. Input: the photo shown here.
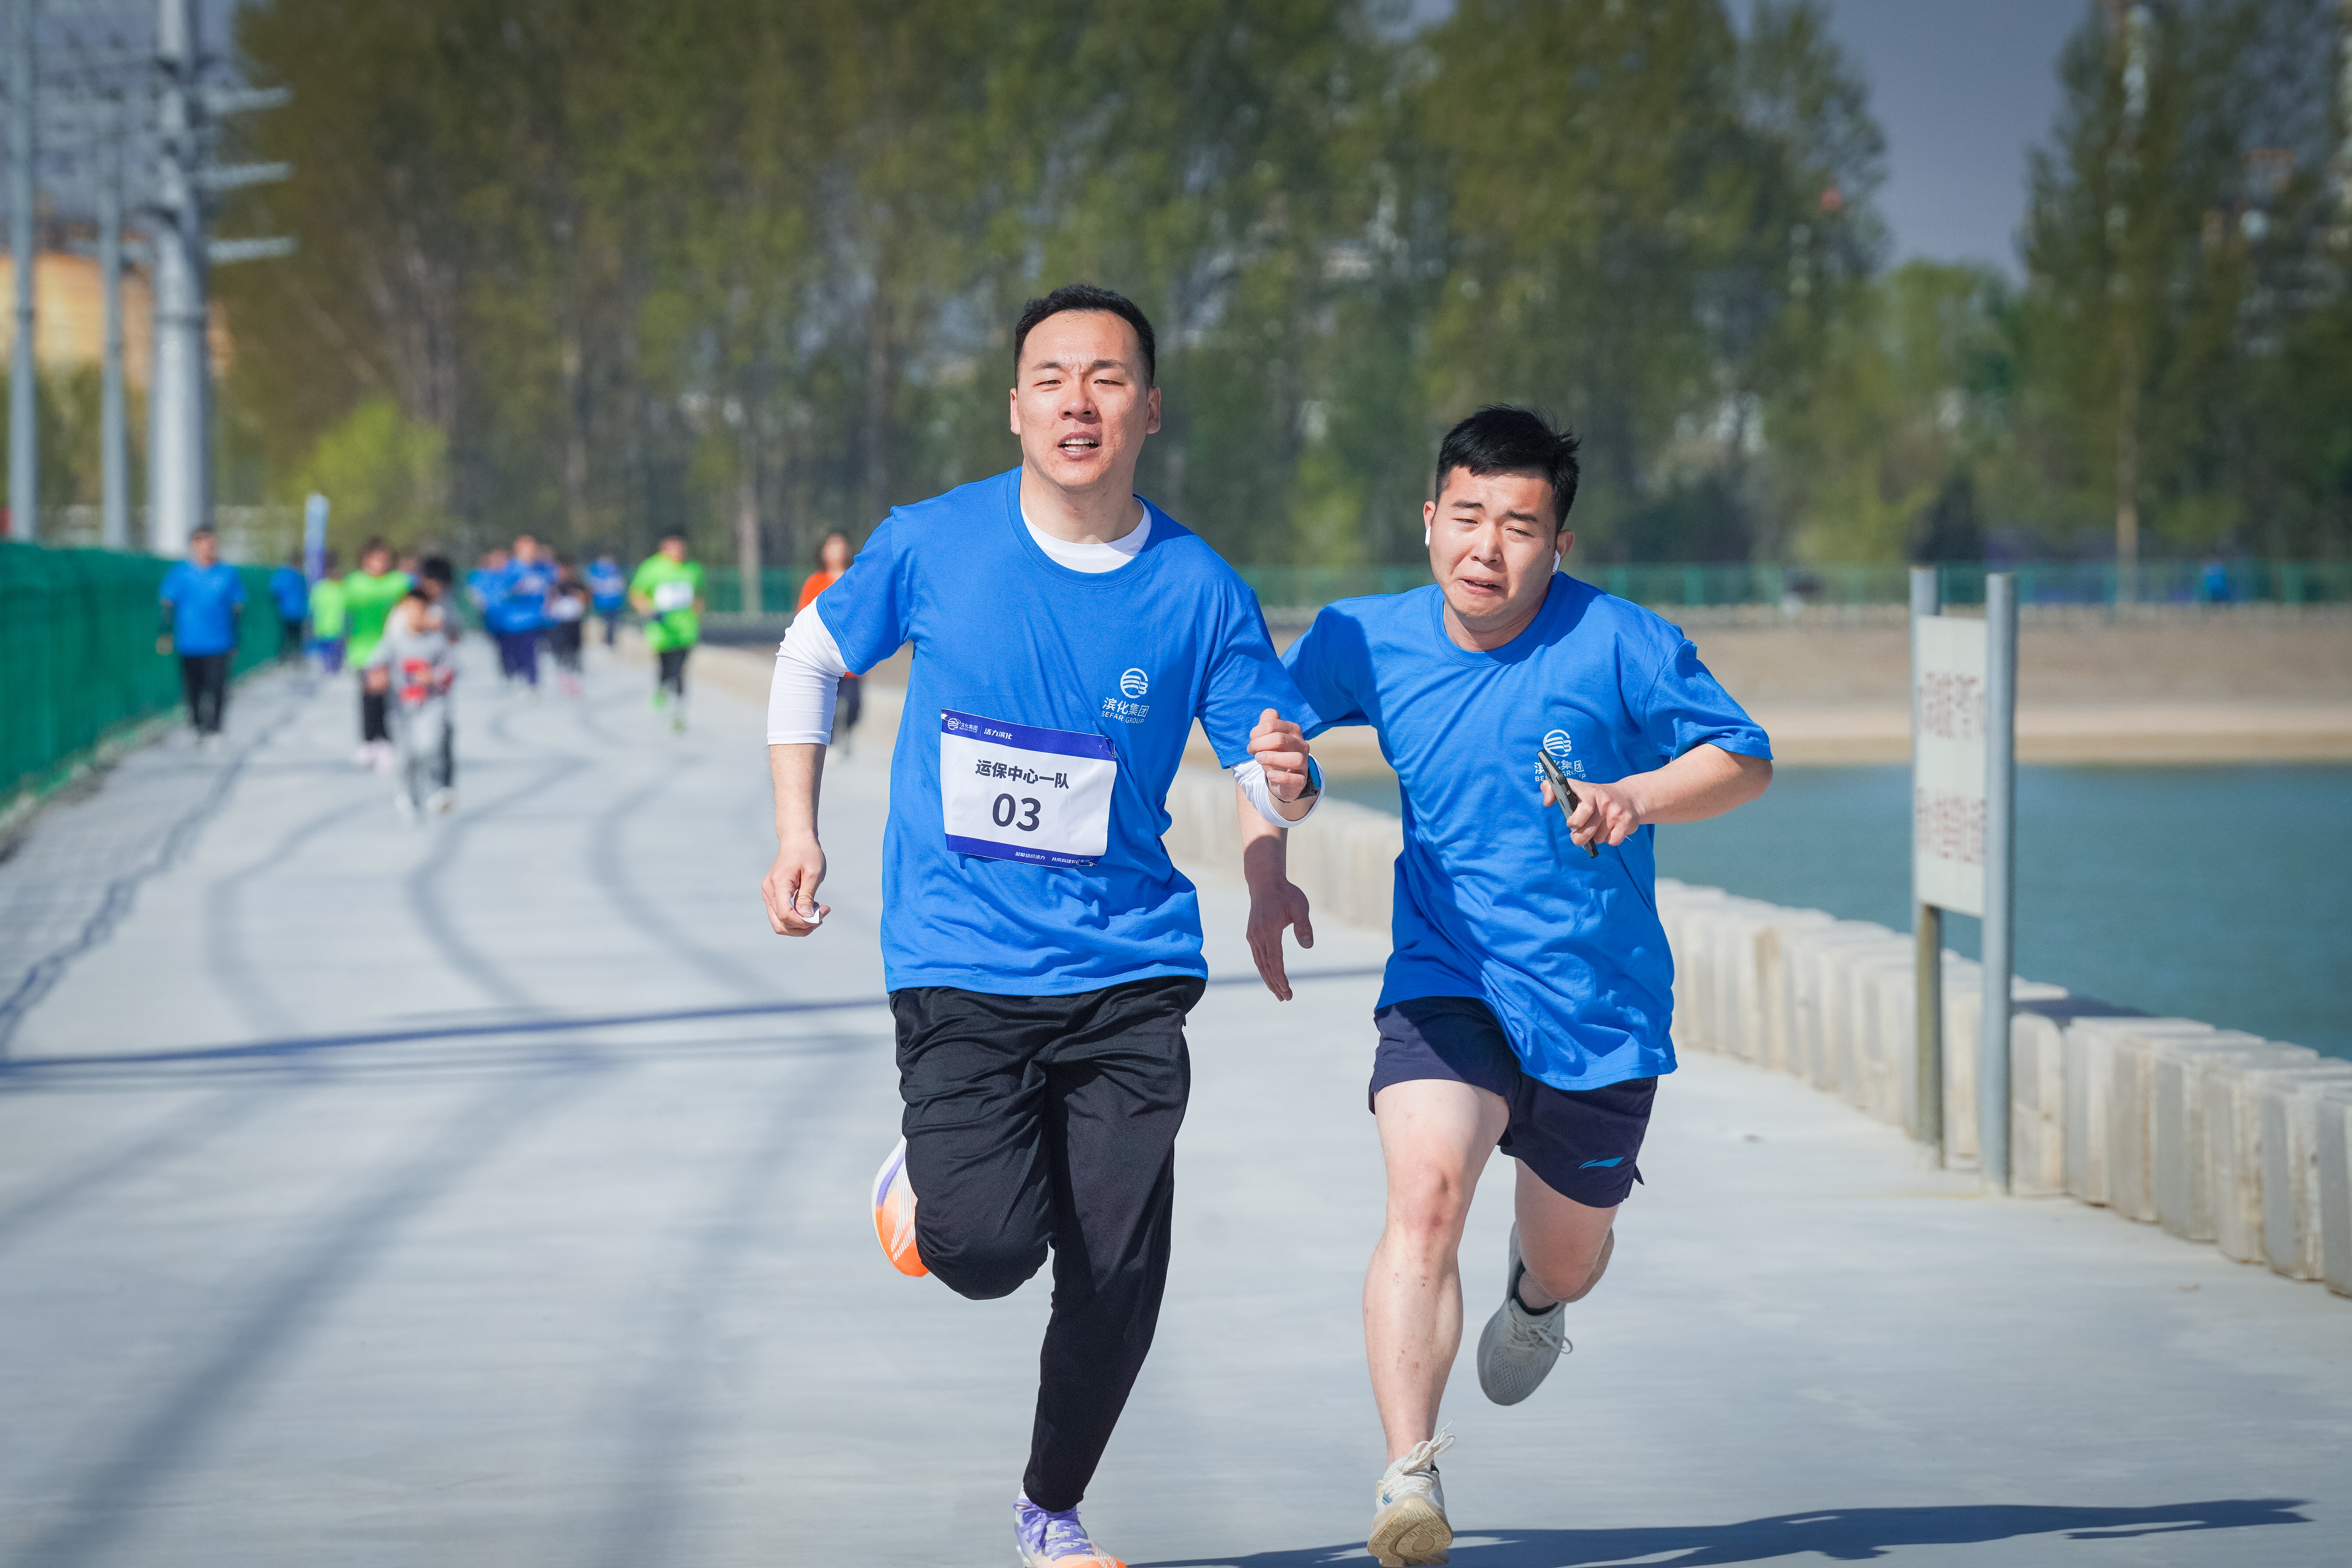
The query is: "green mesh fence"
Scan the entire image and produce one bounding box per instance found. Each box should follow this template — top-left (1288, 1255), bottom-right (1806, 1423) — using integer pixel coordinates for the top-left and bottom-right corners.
top-left (2, 541), bottom-right (282, 806)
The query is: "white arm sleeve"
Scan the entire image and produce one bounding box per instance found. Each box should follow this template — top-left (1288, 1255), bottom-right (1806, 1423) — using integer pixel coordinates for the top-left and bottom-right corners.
top-left (767, 608), bottom-right (851, 745)
top-left (1233, 757), bottom-right (1322, 829)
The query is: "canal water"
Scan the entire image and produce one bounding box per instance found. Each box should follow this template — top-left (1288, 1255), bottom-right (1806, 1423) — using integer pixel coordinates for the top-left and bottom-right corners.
top-left (1323, 763), bottom-right (2352, 1060)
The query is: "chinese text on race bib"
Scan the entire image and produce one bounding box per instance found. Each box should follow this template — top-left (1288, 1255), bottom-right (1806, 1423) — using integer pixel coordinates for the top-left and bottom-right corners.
top-left (939, 709), bottom-right (1117, 868)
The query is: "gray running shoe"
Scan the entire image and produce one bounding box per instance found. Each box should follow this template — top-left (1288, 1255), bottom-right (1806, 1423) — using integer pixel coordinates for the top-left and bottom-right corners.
top-left (1475, 1225), bottom-right (1571, 1406)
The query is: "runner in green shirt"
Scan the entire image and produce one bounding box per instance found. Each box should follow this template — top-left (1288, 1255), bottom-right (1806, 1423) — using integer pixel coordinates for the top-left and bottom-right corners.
top-left (344, 539), bottom-right (414, 769)
top-left (308, 550), bottom-right (350, 672)
top-left (628, 531), bottom-right (705, 732)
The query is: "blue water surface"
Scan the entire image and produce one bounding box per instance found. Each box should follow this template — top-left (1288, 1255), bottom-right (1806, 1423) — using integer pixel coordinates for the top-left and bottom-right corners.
top-left (1323, 764), bottom-right (2352, 1060)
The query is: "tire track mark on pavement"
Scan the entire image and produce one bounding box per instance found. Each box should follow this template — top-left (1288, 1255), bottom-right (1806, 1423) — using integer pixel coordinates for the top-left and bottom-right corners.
top-left (4, 1070), bottom-right (594, 1568)
top-left (403, 758), bottom-right (585, 1012)
top-left (0, 679), bottom-right (311, 1057)
top-left (201, 798), bottom-right (377, 1042)
top-left (587, 766), bottom-right (778, 1001)
top-left (583, 1040), bottom-right (871, 1567)
top-left (0, 1089), bottom-right (290, 1249)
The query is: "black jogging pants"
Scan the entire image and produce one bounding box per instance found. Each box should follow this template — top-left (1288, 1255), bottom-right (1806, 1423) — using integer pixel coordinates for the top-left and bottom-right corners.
top-left (891, 974), bottom-right (1201, 1513)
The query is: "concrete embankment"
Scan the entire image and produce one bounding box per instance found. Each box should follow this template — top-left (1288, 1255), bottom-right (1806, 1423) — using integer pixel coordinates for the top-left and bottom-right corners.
top-left (1159, 767), bottom-right (2352, 1301)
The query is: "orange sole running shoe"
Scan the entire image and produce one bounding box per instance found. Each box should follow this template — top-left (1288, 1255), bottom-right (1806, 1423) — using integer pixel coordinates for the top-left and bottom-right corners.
top-left (872, 1136), bottom-right (927, 1277)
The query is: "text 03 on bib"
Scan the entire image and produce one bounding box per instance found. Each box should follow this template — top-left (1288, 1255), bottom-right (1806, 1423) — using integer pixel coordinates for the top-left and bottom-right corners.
top-left (939, 710), bottom-right (1117, 868)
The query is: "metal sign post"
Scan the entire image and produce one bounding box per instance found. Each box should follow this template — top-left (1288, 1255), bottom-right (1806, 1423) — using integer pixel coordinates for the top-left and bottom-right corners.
top-left (1910, 568), bottom-right (2019, 1190)
top-left (1909, 568), bottom-right (1946, 1161)
top-left (1978, 574), bottom-right (2019, 1191)
top-left (303, 492), bottom-right (328, 579)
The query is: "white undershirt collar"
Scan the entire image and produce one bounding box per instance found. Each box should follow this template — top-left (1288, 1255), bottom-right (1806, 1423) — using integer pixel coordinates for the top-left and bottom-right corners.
top-left (1022, 505), bottom-right (1149, 574)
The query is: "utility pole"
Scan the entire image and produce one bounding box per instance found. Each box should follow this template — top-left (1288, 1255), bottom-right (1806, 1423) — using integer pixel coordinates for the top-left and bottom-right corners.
top-left (2107, 0), bottom-right (2153, 608)
top-left (99, 94), bottom-right (128, 551)
top-left (7, 0), bottom-right (36, 543)
top-left (149, 0), bottom-right (204, 556)
top-left (146, 0), bottom-right (292, 557)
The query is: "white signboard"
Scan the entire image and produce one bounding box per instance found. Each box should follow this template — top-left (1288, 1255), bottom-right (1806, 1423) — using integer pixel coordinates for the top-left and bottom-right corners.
top-left (1913, 615), bottom-right (1987, 917)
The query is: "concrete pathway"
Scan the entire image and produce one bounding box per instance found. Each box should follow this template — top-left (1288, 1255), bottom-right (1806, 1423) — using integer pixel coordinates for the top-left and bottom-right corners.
top-left (1, 643), bottom-right (2347, 1566)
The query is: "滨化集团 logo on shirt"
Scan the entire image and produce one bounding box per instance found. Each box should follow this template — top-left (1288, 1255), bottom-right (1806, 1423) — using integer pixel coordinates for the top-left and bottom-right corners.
top-left (1537, 725), bottom-right (1588, 782)
top-left (1103, 667), bottom-right (1152, 725)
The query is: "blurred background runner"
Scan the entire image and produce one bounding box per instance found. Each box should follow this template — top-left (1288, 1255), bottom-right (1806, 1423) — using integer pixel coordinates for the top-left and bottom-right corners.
top-left (630, 532), bottom-right (704, 732)
top-left (267, 552), bottom-right (310, 665)
top-left (587, 553), bottom-right (628, 647)
top-left (155, 526), bottom-right (244, 749)
top-left (343, 541), bottom-right (413, 772)
top-left (485, 535), bottom-right (554, 693)
top-left (795, 531), bottom-right (861, 750)
top-left (546, 559), bottom-right (590, 698)
top-left (307, 550), bottom-right (347, 672)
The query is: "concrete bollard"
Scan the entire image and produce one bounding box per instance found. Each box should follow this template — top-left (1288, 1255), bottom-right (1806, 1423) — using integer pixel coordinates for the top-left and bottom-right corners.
top-left (2260, 1067), bottom-right (2352, 1280)
top-left (2109, 1022), bottom-right (2261, 1224)
top-left (2062, 1018), bottom-right (2209, 1208)
top-left (1791, 924), bottom-right (1905, 1095)
top-left (2148, 1036), bottom-right (2299, 1242)
top-left (2209, 1059), bottom-right (2352, 1266)
top-left (2010, 1009), bottom-right (2071, 1198)
top-left (2317, 1084), bottom-right (2352, 1299)
top-left (1753, 909), bottom-right (1837, 1076)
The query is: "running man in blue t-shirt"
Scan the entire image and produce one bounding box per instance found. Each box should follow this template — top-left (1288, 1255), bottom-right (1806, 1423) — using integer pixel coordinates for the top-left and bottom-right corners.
top-left (585, 554), bottom-right (627, 646)
top-left (267, 553), bottom-right (309, 663)
top-left (1247, 407), bottom-right (1773, 1564)
top-left (157, 525), bottom-right (246, 747)
top-left (761, 285), bottom-right (1323, 1567)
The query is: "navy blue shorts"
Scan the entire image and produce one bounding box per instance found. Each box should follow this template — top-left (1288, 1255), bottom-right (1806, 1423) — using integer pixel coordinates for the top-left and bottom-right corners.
top-left (1370, 996), bottom-right (1656, 1208)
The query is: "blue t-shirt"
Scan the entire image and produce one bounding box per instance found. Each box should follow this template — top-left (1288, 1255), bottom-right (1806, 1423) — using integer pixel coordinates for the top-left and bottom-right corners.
top-left (159, 561), bottom-right (246, 657)
top-left (1283, 575), bottom-right (1771, 1091)
top-left (815, 467), bottom-right (1310, 995)
top-left (267, 565), bottom-right (309, 621)
top-left (485, 559), bottom-right (553, 633)
top-left (586, 560), bottom-right (626, 611)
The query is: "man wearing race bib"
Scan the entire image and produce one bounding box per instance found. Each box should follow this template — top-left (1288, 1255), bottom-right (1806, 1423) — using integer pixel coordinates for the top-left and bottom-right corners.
top-left (629, 531), bottom-right (703, 732)
top-left (761, 284), bottom-right (1322, 1568)
top-left (1245, 407), bottom-right (1773, 1566)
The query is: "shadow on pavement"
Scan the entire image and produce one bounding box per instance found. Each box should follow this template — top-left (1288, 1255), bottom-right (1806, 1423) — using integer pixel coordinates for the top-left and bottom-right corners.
top-left (1139, 1499), bottom-right (2311, 1567)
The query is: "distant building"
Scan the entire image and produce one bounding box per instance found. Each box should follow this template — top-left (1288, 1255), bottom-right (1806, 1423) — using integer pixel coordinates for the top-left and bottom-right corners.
top-left (0, 250), bottom-right (234, 385)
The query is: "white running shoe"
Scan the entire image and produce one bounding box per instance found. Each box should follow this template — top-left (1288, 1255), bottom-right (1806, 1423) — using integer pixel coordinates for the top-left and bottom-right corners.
top-left (1369, 1432), bottom-right (1454, 1567)
top-left (426, 787), bottom-right (457, 815)
top-left (1475, 1225), bottom-right (1573, 1406)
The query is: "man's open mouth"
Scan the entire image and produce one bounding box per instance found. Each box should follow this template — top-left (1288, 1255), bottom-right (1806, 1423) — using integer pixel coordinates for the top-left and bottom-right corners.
top-left (1057, 436), bottom-right (1101, 454)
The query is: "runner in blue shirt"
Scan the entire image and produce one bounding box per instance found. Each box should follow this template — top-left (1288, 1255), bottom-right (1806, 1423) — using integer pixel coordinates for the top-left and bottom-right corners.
top-left (157, 525), bottom-right (246, 746)
top-left (267, 553), bottom-right (309, 664)
top-left (761, 285), bottom-right (1323, 1567)
top-left (1245, 407), bottom-right (1773, 1564)
top-left (586, 554), bottom-right (627, 646)
top-left (484, 535), bottom-right (553, 690)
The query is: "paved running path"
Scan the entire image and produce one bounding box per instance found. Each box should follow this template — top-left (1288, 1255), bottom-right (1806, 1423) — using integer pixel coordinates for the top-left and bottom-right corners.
top-left (1, 642), bottom-right (2347, 1566)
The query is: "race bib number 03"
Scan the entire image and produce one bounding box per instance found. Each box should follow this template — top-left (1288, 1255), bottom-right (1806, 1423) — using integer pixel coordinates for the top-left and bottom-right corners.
top-left (939, 709), bottom-right (1117, 868)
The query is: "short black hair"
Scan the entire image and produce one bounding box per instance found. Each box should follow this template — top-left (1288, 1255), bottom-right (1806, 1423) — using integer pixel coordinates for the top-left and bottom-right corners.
top-left (1434, 406), bottom-right (1582, 531)
top-left (419, 555), bottom-right (454, 586)
top-left (1013, 284), bottom-right (1156, 387)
